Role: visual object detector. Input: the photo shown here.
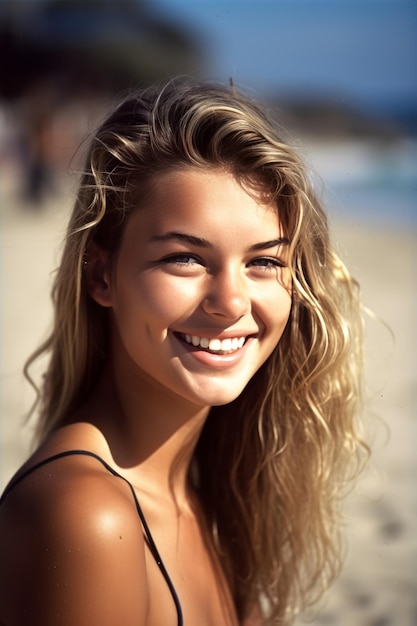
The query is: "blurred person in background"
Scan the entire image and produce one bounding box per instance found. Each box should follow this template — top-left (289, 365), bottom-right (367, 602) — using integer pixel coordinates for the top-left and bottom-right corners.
top-left (0, 0), bottom-right (202, 208)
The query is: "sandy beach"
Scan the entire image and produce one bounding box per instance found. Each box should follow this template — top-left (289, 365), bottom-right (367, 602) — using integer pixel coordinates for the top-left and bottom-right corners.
top-left (1, 153), bottom-right (416, 625)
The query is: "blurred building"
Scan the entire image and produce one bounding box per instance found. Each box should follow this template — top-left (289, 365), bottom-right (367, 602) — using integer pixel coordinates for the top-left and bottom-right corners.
top-left (0, 0), bottom-right (203, 99)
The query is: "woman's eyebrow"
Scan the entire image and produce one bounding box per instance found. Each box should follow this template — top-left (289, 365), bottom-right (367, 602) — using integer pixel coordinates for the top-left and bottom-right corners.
top-left (248, 238), bottom-right (289, 251)
top-left (150, 232), bottom-right (289, 251)
top-left (150, 232), bottom-right (214, 248)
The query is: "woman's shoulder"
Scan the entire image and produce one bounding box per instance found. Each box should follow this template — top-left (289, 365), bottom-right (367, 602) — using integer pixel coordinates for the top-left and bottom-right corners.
top-left (0, 428), bottom-right (147, 557)
top-left (0, 433), bottom-right (149, 625)
top-left (1, 425), bottom-right (140, 530)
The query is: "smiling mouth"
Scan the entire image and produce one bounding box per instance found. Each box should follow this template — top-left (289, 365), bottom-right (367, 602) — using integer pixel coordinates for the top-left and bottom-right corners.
top-left (177, 333), bottom-right (248, 354)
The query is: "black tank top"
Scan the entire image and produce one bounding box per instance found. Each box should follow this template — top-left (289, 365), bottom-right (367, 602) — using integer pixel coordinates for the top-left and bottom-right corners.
top-left (0, 450), bottom-right (183, 626)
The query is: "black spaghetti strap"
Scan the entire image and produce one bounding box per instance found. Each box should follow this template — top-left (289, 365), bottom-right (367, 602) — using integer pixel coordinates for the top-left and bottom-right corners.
top-left (0, 449), bottom-right (184, 626)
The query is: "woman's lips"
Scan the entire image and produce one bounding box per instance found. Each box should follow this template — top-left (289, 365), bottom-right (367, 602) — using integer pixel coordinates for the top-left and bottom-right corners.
top-left (171, 331), bottom-right (257, 370)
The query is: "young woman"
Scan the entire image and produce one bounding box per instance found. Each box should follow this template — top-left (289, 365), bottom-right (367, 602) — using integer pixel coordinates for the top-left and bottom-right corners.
top-left (0, 79), bottom-right (367, 625)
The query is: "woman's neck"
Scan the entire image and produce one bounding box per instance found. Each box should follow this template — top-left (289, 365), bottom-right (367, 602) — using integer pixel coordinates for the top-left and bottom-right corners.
top-left (80, 368), bottom-right (209, 509)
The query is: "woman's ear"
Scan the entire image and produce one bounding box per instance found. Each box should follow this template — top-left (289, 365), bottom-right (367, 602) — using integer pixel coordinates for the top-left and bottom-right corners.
top-left (84, 242), bottom-right (113, 307)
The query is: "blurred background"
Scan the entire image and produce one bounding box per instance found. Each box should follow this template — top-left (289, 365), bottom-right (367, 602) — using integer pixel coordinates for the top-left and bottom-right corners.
top-left (0, 0), bottom-right (415, 624)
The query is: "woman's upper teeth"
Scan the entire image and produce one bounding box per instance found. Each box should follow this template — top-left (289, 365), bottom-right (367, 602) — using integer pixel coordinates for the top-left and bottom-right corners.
top-left (184, 334), bottom-right (246, 352)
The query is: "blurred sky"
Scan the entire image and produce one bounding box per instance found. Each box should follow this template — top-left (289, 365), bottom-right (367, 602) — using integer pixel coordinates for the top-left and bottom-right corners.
top-left (152, 0), bottom-right (416, 114)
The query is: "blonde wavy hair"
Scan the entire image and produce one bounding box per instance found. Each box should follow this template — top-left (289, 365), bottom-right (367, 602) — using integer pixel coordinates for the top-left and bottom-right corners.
top-left (26, 79), bottom-right (367, 624)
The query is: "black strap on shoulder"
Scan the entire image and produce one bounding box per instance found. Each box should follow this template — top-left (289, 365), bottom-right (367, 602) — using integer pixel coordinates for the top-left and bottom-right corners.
top-left (0, 449), bottom-right (183, 626)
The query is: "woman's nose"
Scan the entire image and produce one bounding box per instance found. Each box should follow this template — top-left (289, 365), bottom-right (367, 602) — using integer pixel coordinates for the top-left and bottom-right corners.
top-left (201, 267), bottom-right (251, 320)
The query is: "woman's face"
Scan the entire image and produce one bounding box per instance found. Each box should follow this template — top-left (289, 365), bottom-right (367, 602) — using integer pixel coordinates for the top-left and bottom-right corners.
top-left (92, 168), bottom-right (292, 410)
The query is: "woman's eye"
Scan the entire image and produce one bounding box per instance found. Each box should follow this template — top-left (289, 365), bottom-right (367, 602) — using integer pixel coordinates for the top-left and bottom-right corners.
top-left (249, 257), bottom-right (286, 270)
top-left (161, 254), bottom-right (202, 266)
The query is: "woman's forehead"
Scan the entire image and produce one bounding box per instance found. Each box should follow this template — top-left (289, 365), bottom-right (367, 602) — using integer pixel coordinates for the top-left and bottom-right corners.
top-left (122, 168), bottom-right (286, 245)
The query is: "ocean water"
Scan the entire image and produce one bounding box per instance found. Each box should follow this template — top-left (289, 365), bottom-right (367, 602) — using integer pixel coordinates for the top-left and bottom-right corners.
top-left (308, 139), bottom-right (417, 228)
